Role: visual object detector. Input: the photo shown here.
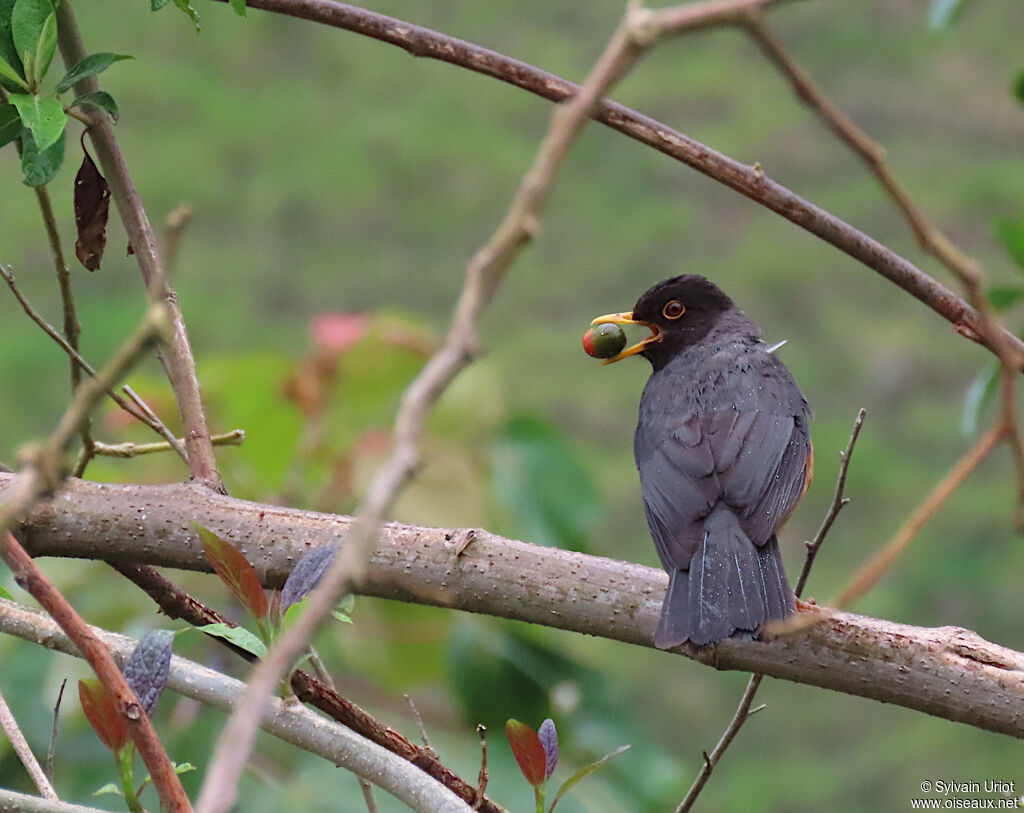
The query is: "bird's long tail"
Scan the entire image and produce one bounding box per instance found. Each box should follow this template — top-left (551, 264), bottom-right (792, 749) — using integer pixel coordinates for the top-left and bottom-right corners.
top-left (654, 506), bottom-right (795, 649)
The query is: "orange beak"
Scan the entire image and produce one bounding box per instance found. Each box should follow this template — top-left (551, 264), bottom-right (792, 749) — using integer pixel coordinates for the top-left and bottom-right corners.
top-left (589, 312), bottom-right (662, 365)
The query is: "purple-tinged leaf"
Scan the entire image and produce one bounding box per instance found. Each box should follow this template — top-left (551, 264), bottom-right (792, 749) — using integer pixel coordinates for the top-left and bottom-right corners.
top-left (194, 522), bottom-right (269, 621)
top-left (123, 629), bottom-right (173, 716)
top-left (505, 719), bottom-right (546, 787)
top-left (280, 546), bottom-right (334, 613)
top-left (538, 718), bottom-right (559, 778)
top-left (78, 679), bottom-right (127, 753)
top-left (548, 745), bottom-right (631, 813)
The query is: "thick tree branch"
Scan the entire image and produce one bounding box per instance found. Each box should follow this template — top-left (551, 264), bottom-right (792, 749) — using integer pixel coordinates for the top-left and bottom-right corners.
top-left (0, 599), bottom-right (473, 813)
top-left (222, 0), bottom-right (1024, 366)
top-left (54, 2), bottom-right (222, 491)
top-left (7, 474), bottom-right (1024, 740)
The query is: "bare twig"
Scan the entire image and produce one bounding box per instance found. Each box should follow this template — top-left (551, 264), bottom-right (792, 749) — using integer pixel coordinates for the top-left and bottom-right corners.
top-left (162, 204), bottom-right (193, 274)
top-left (794, 408), bottom-right (867, 597)
top-left (122, 385), bottom-right (190, 461)
top-left (674, 673), bottom-right (764, 813)
top-left (405, 694), bottom-right (436, 757)
top-left (475, 725), bottom-right (488, 809)
top-left (55, 3), bottom-right (222, 491)
top-left (0, 263), bottom-right (189, 465)
top-left (0, 599), bottom-right (474, 813)
top-left (12, 474), bottom-right (1024, 738)
top-left (832, 422), bottom-right (1004, 609)
top-left (194, 6), bottom-right (659, 811)
top-left (46, 679), bottom-right (66, 785)
top-left (92, 430), bottom-right (244, 459)
top-left (0, 304), bottom-right (168, 536)
top-left (0, 789), bottom-right (108, 813)
top-left (0, 686), bottom-right (57, 799)
top-left (223, 0), bottom-right (1024, 366)
top-left (359, 780), bottom-right (380, 813)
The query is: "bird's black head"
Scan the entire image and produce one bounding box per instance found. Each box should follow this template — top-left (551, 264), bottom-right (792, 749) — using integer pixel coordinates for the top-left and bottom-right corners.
top-left (590, 275), bottom-right (747, 370)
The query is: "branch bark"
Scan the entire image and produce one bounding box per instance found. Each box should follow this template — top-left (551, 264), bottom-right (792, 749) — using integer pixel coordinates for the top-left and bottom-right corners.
top-left (8, 474), bottom-right (1024, 740)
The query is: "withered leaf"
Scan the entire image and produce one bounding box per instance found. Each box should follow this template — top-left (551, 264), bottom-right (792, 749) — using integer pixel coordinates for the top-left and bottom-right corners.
top-left (124, 629), bottom-right (174, 716)
top-left (73, 139), bottom-right (110, 271)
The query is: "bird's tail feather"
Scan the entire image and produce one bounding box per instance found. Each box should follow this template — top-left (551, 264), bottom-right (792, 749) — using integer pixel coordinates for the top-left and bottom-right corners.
top-left (654, 508), bottom-right (794, 649)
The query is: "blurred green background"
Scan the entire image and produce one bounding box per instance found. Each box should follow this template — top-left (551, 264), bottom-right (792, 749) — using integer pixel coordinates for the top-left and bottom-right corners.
top-left (2, 0), bottom-right (1024, 810)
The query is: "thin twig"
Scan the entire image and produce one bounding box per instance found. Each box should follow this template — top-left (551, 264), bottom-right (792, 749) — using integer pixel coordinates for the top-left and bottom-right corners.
top-left (162, 204), bottom-right (193, 274)
top-left (405, 694), bottom-right (436, 757)
top-left (475, 725), bottom-right (488, 810)
top-left (0, 304), bottom-right (169, 536)
top-left (0, 686), bottom-right (58, 799)
top-left (31, 184), bottom-right (93, 476)
top-left (122, 385), bottom-right (190, 461)
top-left (0, 789), bottom-right (108, 813)
top-left (93, 430), bottom-right (244, 459)
top-left (55, 2), bottom-right (222, 492)
top-left (831, 422), bottom-right (1004, 609)
top-left (794, 408), bottom-right (867, 597)
top-left (194, 6), bottom-right (657, 811)
top-left (46, 678), bottom-right (66, 785)
top-left (225, 0), bottom-right (1024, 366)
top-left (675, 674), bottom-right (764, 813)
top-left (0, 263), bottom-right (189, 465)
top-left (359, 780), bottom-right (380, 813)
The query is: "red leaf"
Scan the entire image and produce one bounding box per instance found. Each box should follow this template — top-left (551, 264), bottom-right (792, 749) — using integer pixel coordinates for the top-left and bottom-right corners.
top-left (505, 719), bottom-right (546, 787)
top-left (73, 137), bottom-right (110, 271)
top-left (78, 679), bottom-right (127, 752)
top-left (194, 523), bottom-right (269, 620)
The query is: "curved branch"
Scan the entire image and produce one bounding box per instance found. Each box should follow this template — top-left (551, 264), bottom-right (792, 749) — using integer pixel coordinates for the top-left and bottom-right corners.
top-left (223, 0), bottom-right (1024, 366)
top-left (8, 474), bottom-right (1024, 740)
top-left (0, 598), bottom-right (473, 813)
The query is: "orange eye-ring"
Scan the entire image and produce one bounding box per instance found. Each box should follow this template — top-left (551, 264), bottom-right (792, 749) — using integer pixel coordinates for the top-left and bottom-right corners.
top-left (663, 300), bottom-right (685, 319)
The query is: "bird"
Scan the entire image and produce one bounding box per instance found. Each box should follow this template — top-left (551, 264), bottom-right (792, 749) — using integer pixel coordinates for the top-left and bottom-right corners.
top-left (589, 275), bottom-right (812, 648)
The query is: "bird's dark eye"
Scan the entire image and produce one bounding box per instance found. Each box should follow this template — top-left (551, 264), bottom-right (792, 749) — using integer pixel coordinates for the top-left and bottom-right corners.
top-left (662, 300), bottom-right (685, 320)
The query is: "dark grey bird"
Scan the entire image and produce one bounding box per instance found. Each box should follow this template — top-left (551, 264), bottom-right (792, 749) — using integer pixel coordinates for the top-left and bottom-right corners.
top-left (589, 275), bottom-right (812, 648)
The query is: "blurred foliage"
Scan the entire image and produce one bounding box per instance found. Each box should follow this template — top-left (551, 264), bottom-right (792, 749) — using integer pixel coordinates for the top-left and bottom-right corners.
top-left (1, 1), bottom-right (1023, 811)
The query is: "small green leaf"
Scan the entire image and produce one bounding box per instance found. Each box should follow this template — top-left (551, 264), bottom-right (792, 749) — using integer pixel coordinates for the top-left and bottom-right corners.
top-left (0, 53), bottom-right (29, 90)
top-left (71, 90), bottom-right (119, 122)
top-left (987, 285), bottom-right (1024, 312)
top-left (151, 0), bottom-right (171, 9)
top-left (11, 0), bottom-right (53, 77)
top-left (0, 0), bottom-right (27, 90)
top-left (331, 609), bottom-right (354, 624)
top-left (996, 216), bottom-right (1024, 271)
top-left (0, 104), bottom-right (20, 148)
top-left (8, 92), bottom-right (64, 151)
top-left (171, 0), bottom-right (200, 31)
top-left (56, 52), bottom-right (133, 93)
top-left (31, 11), bottom-right (55, 86)
top-left (962, 360), bottom-right (999, 437)
top-left (198, 622), bottom-right (267, 658)
top-left (229, 0), bottom-right (246, 16)
top-left (174, 762), bottom-right (196, 775)
top-left (0, 583), bottom-right (13, 600)
top-left (20, 124), bottom-right (64, 187)
top-left (927, 0), bottom-right (971, 30)
top-left (548, 745), bottom-right (631, 813)
top-left (92, 784), bottom-right (123, 797)
top-left (1014, 71), bottom-right (1024, 105)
